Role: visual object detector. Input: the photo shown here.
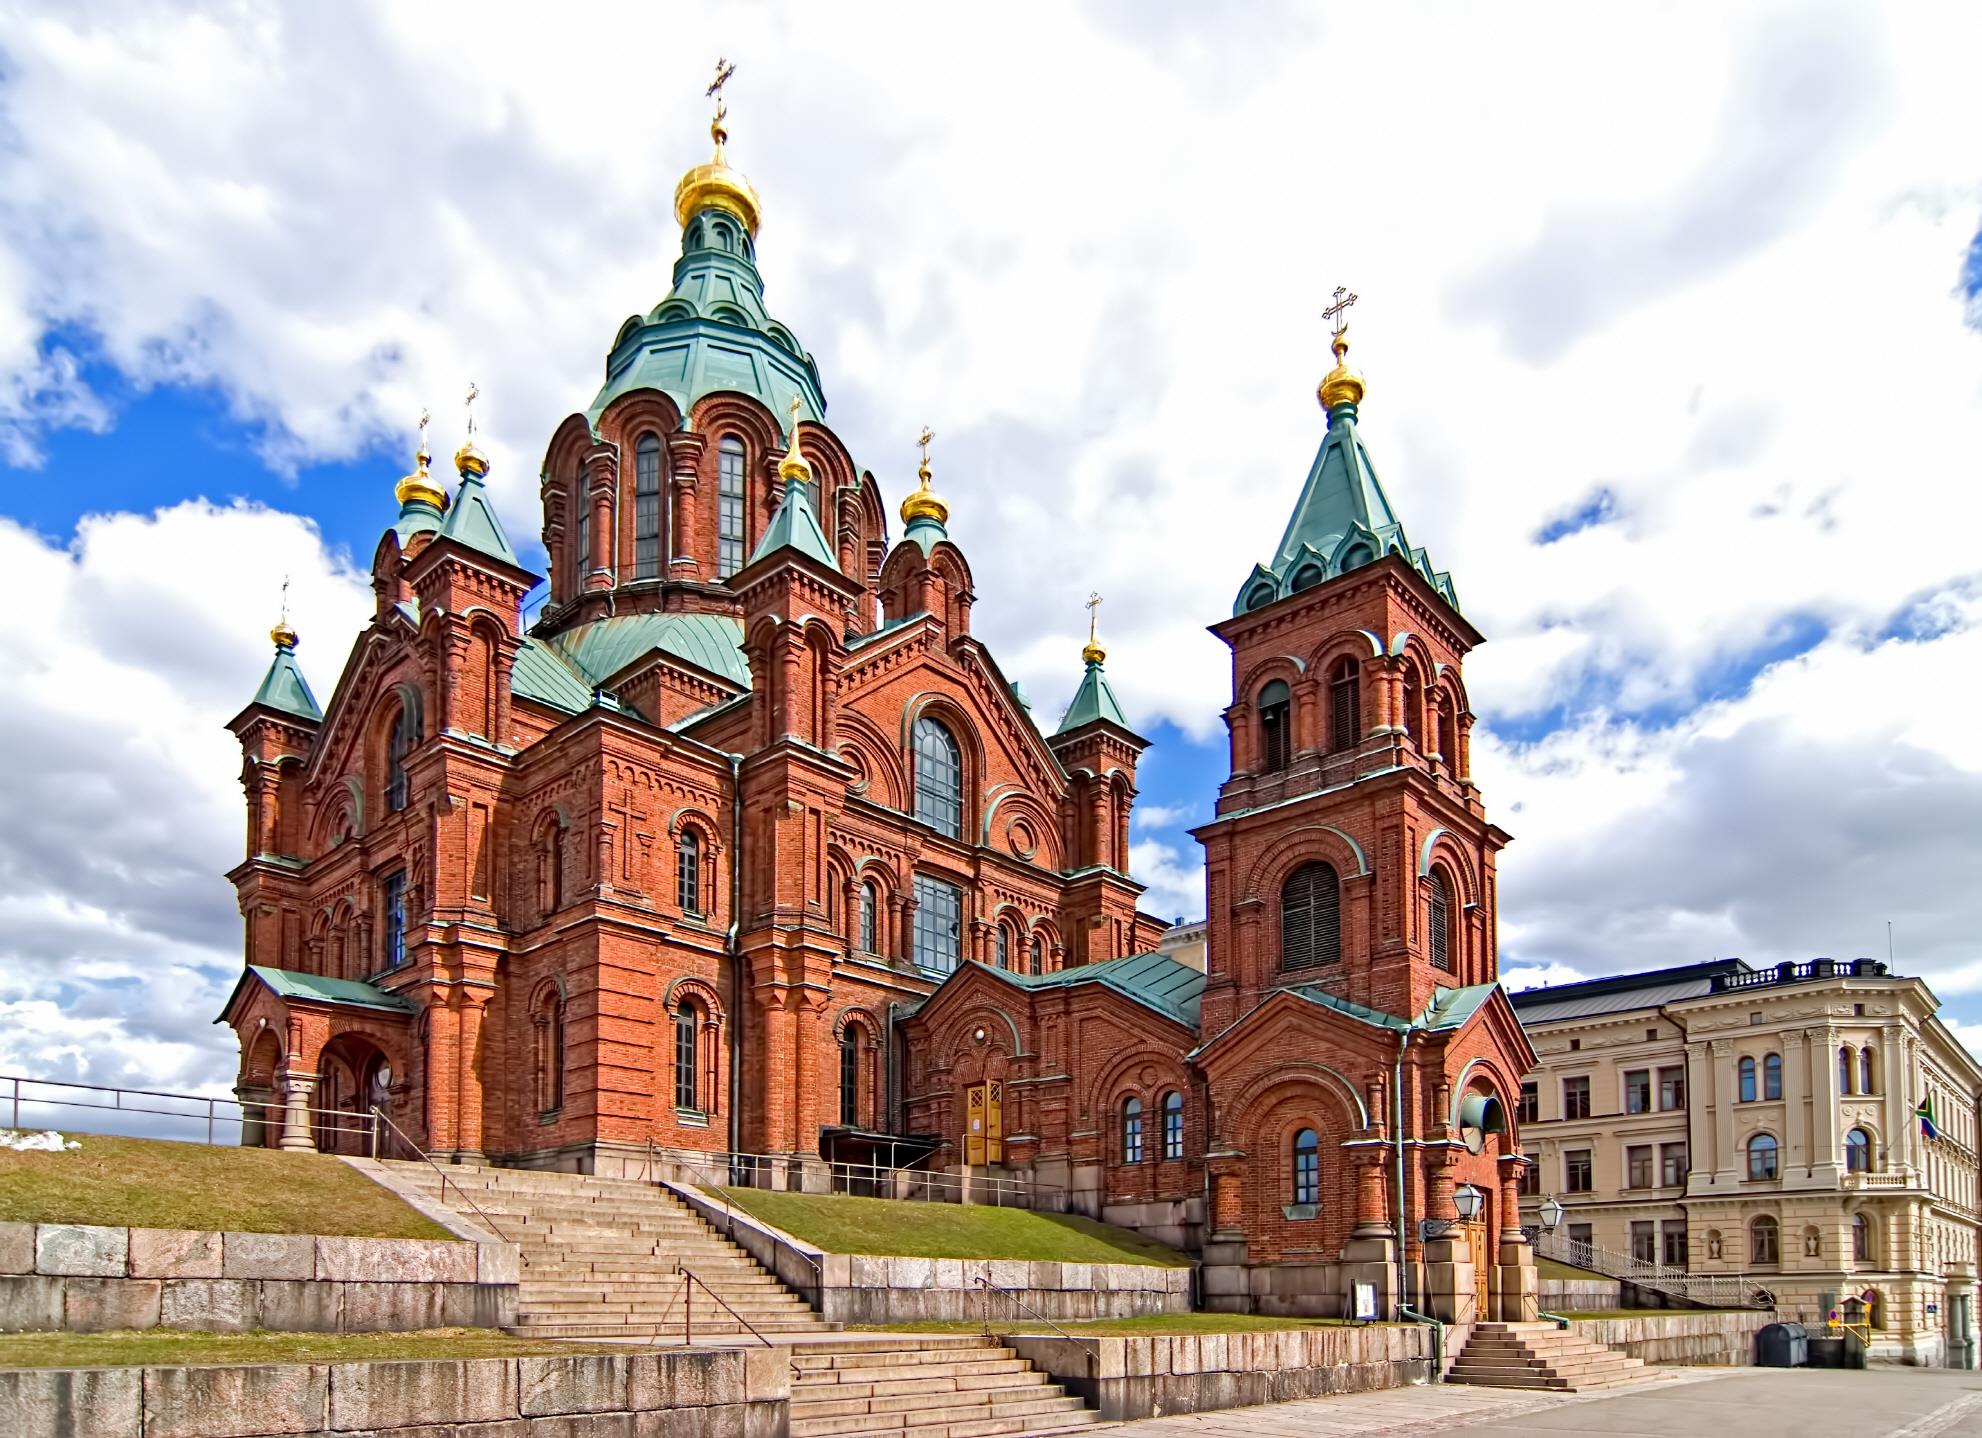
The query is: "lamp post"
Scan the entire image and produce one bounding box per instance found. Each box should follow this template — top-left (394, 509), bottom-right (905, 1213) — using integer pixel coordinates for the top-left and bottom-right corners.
top-left (1420, 1183), bottom-right (1485, 1243)
top-left (1538, 1195), bottom-right (1565, 1234)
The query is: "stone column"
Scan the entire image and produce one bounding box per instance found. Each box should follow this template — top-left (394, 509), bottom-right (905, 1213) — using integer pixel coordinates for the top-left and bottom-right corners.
top-left (1497, 1156), bottom-right (1540, 1321)
top-left (1707, 1039), bottom-right (1736, 1188)
top-left (1811, 1026), bottom-right (1843, 1180)
top-left (1783, 1029), bottom-right (1808, 1178)
top-left (1456, 712), bottom-right (1476, 785)
top-left (277, 1068), bottom-right (318, 1151)
top-left (454, 990), bottom-right (491, 1162)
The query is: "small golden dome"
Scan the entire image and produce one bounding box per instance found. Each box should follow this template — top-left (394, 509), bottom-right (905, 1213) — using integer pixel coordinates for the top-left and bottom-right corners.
top-left (453, 441), bottom-right (489, 480)
top-left (1082, 638), bottom-right (1106, 665)
top-left (270, 619), bottom-right (299, 650)
top-left (779, 420), bottom-right (813, 487)
top-left (673, 115), bottom-right (762, 237)
top-left (395, 440), bottom-right (446, 511)
top-left (1318, 327), bottom-right (1365, 412)
top-left (900, 456), bottom-right (949, 527)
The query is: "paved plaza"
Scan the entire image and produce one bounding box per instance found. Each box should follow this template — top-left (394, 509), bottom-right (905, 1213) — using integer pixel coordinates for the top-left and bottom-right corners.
top-left (1106, 1367), bottom-right (1982, 1437)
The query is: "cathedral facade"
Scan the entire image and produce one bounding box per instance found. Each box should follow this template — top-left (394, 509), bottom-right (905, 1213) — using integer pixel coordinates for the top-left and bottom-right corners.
top-left (222, 111), bottom-right (1538, 1320)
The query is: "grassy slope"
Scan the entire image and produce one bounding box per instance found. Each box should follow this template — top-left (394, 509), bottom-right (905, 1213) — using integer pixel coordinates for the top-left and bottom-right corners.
top-left (711, 1188), bottom-right (1191, 1267)
top-left (0, 1134), bottom-right (449, 1238)
top-left (0, 1328), bottom-right (623, 1369)
top-left (854, 1314), bottom-right (1383, 1335)
top-left (1538, 1257), bottom-right (1612, 1281)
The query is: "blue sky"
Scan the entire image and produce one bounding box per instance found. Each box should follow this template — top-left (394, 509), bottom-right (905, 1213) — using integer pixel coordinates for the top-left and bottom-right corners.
top-left (2, 2), bottom-right (1981, 1098)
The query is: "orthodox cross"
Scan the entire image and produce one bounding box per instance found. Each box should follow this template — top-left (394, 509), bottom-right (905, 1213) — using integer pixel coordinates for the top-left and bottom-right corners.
top-left (707, 56), bottom-right (736, 126)
top-left (1086, 590), bottom-right (1102, 644)
top-left (416, 407), bottom-right (430, 460)
top-left (917, 426), bottom-right (934, 473)
top-left (1324, 285), bottom-right (1358, 339)
top-left (463, 382), bottom-right (479, 439)
top-left (606, 789), bottom-right (650, 885)
top-left (788, 393), bottom-right (803, 441)
top-left (279, 575), bottom-right (290, 626)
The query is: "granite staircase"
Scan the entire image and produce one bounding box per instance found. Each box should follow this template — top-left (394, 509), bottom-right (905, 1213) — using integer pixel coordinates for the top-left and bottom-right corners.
top-left (1446, 1320), bottom-right (1658, 1392)
top-left (387, 1162), bottom-right (834, 1341)
top-left (788, 1336), bottom-right (1101, 1438)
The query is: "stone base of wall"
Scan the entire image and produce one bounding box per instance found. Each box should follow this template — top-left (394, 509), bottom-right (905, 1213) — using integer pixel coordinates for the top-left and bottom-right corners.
top-left (1202, 1259), bottom-right (1346, 1317)
top-left (1101, 1196), bottom-right (1205, 1255)
top-left (0, 1223), bottom-right (517, 1335)
top-left (1007, 1326), bottom-right (1434, 1422)
top-left (0, 1348), bottom-right (787, 1438)
top-left (1540, 1277), bottom-right (1622, 1309)
top-left (1569, 1310), bottom-right (1768, 1366)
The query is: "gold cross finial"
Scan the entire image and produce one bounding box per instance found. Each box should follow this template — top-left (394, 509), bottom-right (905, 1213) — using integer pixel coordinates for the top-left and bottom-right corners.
top-left (463, 382), bottom-right (479, 439)
top-left (787, 394), bottom-right (803, 439)
top-left (707, 57), bottom-right (737, 141)
top-left (1083, 591), bottom-right (1105, 664)
top-left (916, 426), bottom-right (934, 484)
top-left (280, 575), bottom-right (290, 626)
top-left (1324, 285), bottom-right (1358, 339)
top-left (415, 407), bottom-right (431, 464)
top-left (271, 574), bottom-right (298, 650)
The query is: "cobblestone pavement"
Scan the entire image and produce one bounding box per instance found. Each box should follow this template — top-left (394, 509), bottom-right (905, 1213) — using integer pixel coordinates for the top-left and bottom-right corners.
top-left (1103, 1366), bottom-right (1982, 1437)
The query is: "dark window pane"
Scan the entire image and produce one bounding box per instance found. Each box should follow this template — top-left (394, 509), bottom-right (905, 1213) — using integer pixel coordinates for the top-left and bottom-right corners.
top-left (912, 874), bottom-right (962, 975)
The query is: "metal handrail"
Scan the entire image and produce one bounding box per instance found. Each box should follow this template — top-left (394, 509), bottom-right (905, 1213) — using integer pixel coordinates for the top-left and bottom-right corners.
top-left (369, 1105), bottom-right (509, 1243)
top-left (644, 1142), bottom-right (824, 1303)
top-left (648, 1142), bottom-right (1069, 1209)
top-left (2, 1071), bottom-right (374, 1147)
top-left (677, 1265), bottom-right (800, 1376)
top-left (1536, 1230), bottom-right (1771, 1309)
top-left (971, 1275), bottom-right (1100, 1375)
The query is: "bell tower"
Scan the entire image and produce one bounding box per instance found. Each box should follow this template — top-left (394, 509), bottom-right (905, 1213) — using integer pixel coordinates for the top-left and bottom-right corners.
top-left (1194, 298), bottom-right (1508, 1035)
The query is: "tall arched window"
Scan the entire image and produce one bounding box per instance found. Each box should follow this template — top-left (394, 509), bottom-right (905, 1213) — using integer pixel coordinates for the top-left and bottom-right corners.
top-left (677, 830), bottom-right (702, 915)
top-left (1030, 936), bottom-right (1044, 976)
top-left (1750, 1215), bottom-right (1780, 1265)
top-left (634, 434), bottom-right (663, 579)
top-left (1292, 1128), bottom-right (1320, 1206)
top-left (1121, 1097), bottom-right (1143, 1164)
top-left (913, 717), bottom-right (963, 838)
top-left (994, 924), bottom-right (1009, 969)
top-left (1747, 1132), bottom-right (1779, 1181)
top-left (1860, 1047), bottom-right (1876, 1095)
top-left (534, 988), bottom-right (566, 1115)
top-left (911, 874), bottom-right (962, 975)
top-left (1764, 1052), bottom-right (1783, 1100)
top-left (1401, 666), bottom-right (1424, 750)
top-left (1258, 680), bottom-right (1291, 773)
top-left (674, 1004), bottom-right (699, 1111)
top-left (574, 484), bottom-right (592, 587)
top-left (1280, 862), bottom-right (1341, 970)
top-left (1162, 1090), bottom-right (1184, 1161)
top-left (858, 882), bottom-right (877, 953)
top-left (1738, 1056), bottom-right (1757, 1103)
top-left (1427, 869), bottom-right (1455, 973)
top-left (536, 814), bottom-right (564, 918)
top-left (1853, 1213), bottom-right (1872, 1262)
top-left (386, 695), bottom-right (420, 812)
top-left (1839, 1045), bottom-right (1853, 1095)
top-left (840, 1029), bottom-right (860, 1126)
top-left (1328, 658), bottom-right (1361, 753)
top-left (1845, 1127), bottom-right (1872, 1173)
top-left (717, 436), bottom-right (746, 578)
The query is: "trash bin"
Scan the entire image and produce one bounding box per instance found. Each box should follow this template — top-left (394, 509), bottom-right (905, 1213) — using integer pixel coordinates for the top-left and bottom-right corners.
top-left (1757, 1321), bottom-right (1809, 1366)
top-left (1806, 1334), bottom-right (1846, 1368)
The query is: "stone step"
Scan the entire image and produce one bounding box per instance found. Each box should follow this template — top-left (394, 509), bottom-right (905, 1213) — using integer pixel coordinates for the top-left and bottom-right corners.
top-left (509, 1319), bottom-right (834, 1338)
top-left (790, 1394), bottom-right (1089, 1438)
top-left (796, 1374), bottom-right (1059, 1405)
top-left (794, 1348), bottom-right (1018, 1371)
top-left (795, 1380), bottom-right (1068, 1418)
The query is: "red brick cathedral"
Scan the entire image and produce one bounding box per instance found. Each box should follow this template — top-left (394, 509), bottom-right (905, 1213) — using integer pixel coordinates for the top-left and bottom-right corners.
top-left (223, 107), bottom-right (1538, 1320)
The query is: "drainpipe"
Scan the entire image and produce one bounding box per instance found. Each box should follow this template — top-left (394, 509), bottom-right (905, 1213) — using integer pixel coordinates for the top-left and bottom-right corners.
top-left (1395, 1027), bottom-right (1411, 1317)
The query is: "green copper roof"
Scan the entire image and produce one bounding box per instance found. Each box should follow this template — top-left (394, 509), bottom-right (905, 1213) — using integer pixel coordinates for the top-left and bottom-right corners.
top-left (393, 495), bottom-right (443, 545)
top-left (903, 513), bottom-right (949, 555)
top-left (980, 949), bottom-right (1204, 1030)
top-left (749, 479), bottom-right (839, 571)
top-left (237, 965), bottom-right (414, 1015)
top-left (1418, 981), bottom-right (1500, 1032)
top-left (511, 637), bottom-right (594, 714)
top-left (547, 611), bottom-right (750, 689)
top-left (250, 641), bottom-right (322, 722)
top-left (588, 210), bottom-right (824, 427)
top-left (1054, 657), bottom-right (1132, 736)
top-left (438, 470), bottom-right (520, 566)
top-left (1234, 401), bottom-right (1459, 616)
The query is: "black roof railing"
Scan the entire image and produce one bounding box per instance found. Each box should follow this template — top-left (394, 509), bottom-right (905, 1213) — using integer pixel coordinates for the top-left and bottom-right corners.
top-left (1709, 958), bottom-right (1889, 992)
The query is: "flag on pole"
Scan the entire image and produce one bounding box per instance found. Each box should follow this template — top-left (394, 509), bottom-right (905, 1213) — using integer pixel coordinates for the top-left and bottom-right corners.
top-left (1918, 1094), bottom-right (1939, 1141)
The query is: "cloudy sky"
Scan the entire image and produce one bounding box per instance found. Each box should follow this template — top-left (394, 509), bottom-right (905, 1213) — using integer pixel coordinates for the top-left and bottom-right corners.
top-left (3, 1), bottom-right (1980, 1100)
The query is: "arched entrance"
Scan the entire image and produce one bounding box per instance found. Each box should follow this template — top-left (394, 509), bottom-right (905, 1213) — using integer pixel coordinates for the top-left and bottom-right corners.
top-left (314, 1035), bottom-right (395, 1155)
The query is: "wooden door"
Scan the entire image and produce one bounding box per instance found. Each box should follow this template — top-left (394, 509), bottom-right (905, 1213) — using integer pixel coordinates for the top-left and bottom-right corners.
top-left (1468, 1220), bottom-right (1490, 1318)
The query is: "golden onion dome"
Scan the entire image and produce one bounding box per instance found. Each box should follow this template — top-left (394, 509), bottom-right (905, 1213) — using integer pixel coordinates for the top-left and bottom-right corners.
top-left (270, 619), bottom-right (299, 650)
top-left (1082, 636), bottom-right (1106, 665)
top-left (673, 113), bottom-right (762, 237)
top-left (453, 441), bottom-right (489, 480)
top-left (778, 419), bottom-right (813, 486)
top-left (395, 439), bottom-right (446, 511)
top-left (900, 455), bottom-right (949, 528)
top-left (1318, 326), bottom-right (1365, 412)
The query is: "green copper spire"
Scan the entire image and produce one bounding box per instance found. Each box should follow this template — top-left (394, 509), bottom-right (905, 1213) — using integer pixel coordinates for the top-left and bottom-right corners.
top-left (1055, 595), bottom-right (1134, 735)
top-left (438, 447), bottom-right (520, 567)
top-left (1234, 316), bottom-right (1458, 616)
top-left (746, 409), bottom-right (839, 571)
top-left (251, 623), bottom-right (322, 722)
top-left (392, 413), bottom-right (445, 543)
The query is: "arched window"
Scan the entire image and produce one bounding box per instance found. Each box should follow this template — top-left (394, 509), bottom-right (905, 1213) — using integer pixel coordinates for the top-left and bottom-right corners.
top-left (386, 694), bottom-right (420, 812)
top-left (717, 437), bottom-right (746, 578)
top-left (1845, 1127), bottom-right (1872, 1173)
top-left (1764, 1052), bottom-right (1782, 1100)
top-left (380, 870), bottom-right (407, 971)
top-left (1121, 1097), bottom-right (1143, 1164)
top-left (1340, 542), bottom-right (1373, 570)
top-left (1162, 1090), bottom-right (1184, 1161)
top-left (1258, 680), bottom-right (1292, 773)
top-left (1244, 582), bottom-right (1276, 612)
top-left (1839, 1045), bottom-right (1853, 1095)
top-left (1292, 1128), bottom-right (1320, 1206)
top-left (1030, 936), bottom-right (1044, 976)
top-left (1437, 705), bottom-right (1458, 771)
top-left (858, 882), bottom-right (877, 953)
top-left (1738, 1056), bottom-right (1757, 1103)
top-left (1401, 666), bottom-right (1423, 750)
top-left (674, 1004), bottom-right (700, 1111)
top-left (1328, 658), bottom-right (1361, 753)
top-left (1749, 1215), bottom-right (1780, 1265)
top-left (536, 814), bottom-right (564, 917)
top-left (840, 1028), bottom-right (860, 1126)
top-left (1860, 1047), bottom-right (1876, 1095)
top-left (1427, 869), bottom-right (1455, 972)
top-left (534, 989), bottom-right (566, 1115)
top-left (911, 873), bottom-right (962, 975)
top-left (677, 830), bottom-right (702, 915)
top-left (1747, 1132), bottom-right (1779, 1181)
top-left (912, 717), bottom-right (963, 838)
top-left (574, 480), bottom-right (592, 586)
top-left (634, 434), bottom-right (663, 579)
top-left (1280, 862), bottom-right (1341, 970)
top-left (994, 924), bottom-right (1009, 969)
top-left (1853, 1213), bottom-right (1872, 1262)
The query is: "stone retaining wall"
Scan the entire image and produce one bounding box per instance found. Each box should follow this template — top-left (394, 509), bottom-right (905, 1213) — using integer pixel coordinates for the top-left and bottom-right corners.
top-left (0, 1348), bottom-right (786, 1438)
top-left (1006, 1326), bottom-right (1435, 1421)
top-left (0, 1222), bottom-right (518, 1334)
top-left (1570, 1310), bottom-right (1767, 1365)
top-left (1540, 1277), bottom-right (1622, 1309)
top-left (665, 1181), bottom-right (1191, 1324)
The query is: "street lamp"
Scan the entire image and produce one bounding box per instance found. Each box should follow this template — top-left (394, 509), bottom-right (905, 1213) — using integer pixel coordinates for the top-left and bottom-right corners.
top-left (1453, 1185), bottom-right (1484, 1222)
top-left (1538, 1196), bottom-right (1566, 1233)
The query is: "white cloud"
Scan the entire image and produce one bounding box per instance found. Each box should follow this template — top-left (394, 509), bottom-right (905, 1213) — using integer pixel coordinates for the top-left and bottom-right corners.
top-left (1130, 803), bottom-right (1195, 833)
top-left (1500, 963), bottom-right (1589, 994)
top-left (1128, 839), bottom-right (1206, 929)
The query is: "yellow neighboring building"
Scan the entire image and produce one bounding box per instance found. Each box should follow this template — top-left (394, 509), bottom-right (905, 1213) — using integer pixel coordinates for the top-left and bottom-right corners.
top-left (1512, 958), bottom-right (1982, 1366)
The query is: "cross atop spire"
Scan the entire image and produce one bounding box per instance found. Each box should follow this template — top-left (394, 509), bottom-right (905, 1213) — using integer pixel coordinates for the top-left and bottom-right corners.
top-left (1324, 285), bottom-right (1358, 343)
top-left (707, 57), bottom-right (737, 146)
top-left (271, 575), bottom-right (297, 650)
top-left (1083, 591), bottom-right (1105, 665)
top-left (463, 381), bottom-right (479, 440)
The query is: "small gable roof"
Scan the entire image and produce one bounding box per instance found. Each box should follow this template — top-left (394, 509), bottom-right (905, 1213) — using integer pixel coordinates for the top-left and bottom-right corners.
top-left (437, 472), bottom-right (520, 566)
top-left (221, 965), bottom-right (416, 1022)
top-left (248, 647), bottom-right (321, 722)
top-left (980, 950), bottom-right (1204, 1030)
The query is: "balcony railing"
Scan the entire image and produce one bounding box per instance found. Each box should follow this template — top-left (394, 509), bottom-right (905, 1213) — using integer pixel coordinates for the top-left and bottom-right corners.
top-left (1843, 1170), bottom-right (1914, 1191)
top-left (1537, 1230), bottom-right (1773, 1310)
top-left (1709, 958), bottom-right (1888, 992)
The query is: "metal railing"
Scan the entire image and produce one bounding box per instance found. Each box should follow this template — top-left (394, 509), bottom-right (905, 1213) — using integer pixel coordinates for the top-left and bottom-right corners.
top-left (1709, 958), bottom-right (1888, 992)
top-left (1536, 1231), bottom-right (1773, 1309)
top-left (644, 1141), bottom-right (823, 1303)
top-left (1, 1072), bottom-right (375, 1150)
top-left (972, 1275), bottom-right (1100, 1375)
top-left (647, 1143), bottom-right (1070, 1211)
top-left (367, 1105), bottom-right (509, 1242)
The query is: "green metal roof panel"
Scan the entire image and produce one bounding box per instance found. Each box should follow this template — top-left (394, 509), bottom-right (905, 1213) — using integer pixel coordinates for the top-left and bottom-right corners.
top-left (1418, 982), bottom-right (1500, 1032)
top-left (903, 514), bottom-right (948, 555)
top-left (510, 637), bottom-right (594, 713)
top-left (749, 481), bottom-right (840, 571)
top-left (547, 611), bottom-right (751, 689)
top-left (1286, 984), bottom-right (1412, 1032)
top-left (250, 646), bottom-right (322, 722)
top-left (1054, 659), bottom-right (1132, 736)
top-left (245, 965), bottom-right (415, 1014)
top-left (437, 472), bottom-right (520, 566)
top-left (989, 950), bottom-right (1205, 1029)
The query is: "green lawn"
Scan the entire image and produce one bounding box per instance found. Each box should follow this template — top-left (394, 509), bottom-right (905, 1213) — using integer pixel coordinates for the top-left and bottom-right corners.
top-left (708, 1188), bottom-right (1190, 1267)
top-left (0, 1328), bottom-right (623, 1370)
top-left (0, 1134), bottom-right (449, 1238)
top-left (1538, 1257), bottom-right (1611, 1281)
top-left (1555, 1308), bottom-right (1743, 1319)
top-left (854, 1314), bottom-right (1388, 1336)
